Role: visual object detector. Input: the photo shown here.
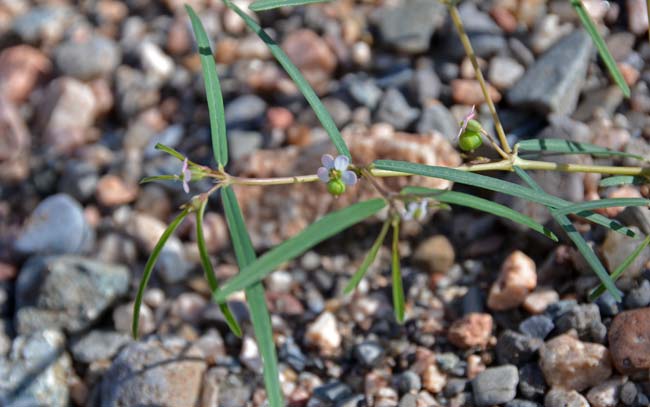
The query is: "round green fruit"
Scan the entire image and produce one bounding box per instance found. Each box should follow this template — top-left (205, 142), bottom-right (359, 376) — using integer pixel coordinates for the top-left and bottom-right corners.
top-left (327, 179), bottom-right (346, 196)
top-left (458, 130), bottom-right (483, 152)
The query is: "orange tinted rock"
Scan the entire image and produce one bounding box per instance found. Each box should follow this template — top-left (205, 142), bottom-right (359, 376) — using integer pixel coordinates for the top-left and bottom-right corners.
top-left (523, 288), bottom-right (559, 314)
top-left (0, 45), bottom-right (51, 103)
top-left (448, 313), bottom-right (493, 349)
top-left (488, 251), bottom-right (537, 311)
top-left (282, 29), bottom-right (337, 95)
top-left (96, 175), bottom-right (138, 207)
top-left (451, 79), bottom-right (502, 105)
top-left (608, 307), bottom-right (650, 374)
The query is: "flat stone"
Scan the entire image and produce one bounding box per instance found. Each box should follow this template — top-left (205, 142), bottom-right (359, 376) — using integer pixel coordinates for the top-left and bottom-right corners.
top-left (448, 313), bottom-right (493, 349)
top-left (608, 307), bottom-right (650, 374)
top-left (416, 102), bottom-right (458, 143)
top-left (472, 365), bottom-right (519, 406)
top-left (371, 0), bottom-right (445, 54)
top-left (545, 388), bottom-right (590, 407)
top-left (374, 88), bottom-right (419, 130)
top-left (71, 330), bottom-right (130, 364)
top-left (100, 337), bottom-right (206, 406)
top-left (586, 376), bottom-right (625, 407)
top-left (413, 235), bottom-right (455, 274)
top-left (495, 330), bottom-right (543, 366)
top-left (54, 34), bottom-right (121, 80)
top-left (508, 30), bottom-right (593, 115)
top-left (15, 194), bottom-right (94, 255)
top-left (15, 256), bottom-right (129, 334)
top-left (519, 315), bottom-right (554, 339)
top-left (0, 330), bottom-right (72, 406)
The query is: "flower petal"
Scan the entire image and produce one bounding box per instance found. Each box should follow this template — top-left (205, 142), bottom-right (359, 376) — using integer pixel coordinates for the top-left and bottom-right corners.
top-left (182, 179), bottom-right (190, 193)
top-left (341, 170), bottom-right (357, 186)
top-left (317, 167), bottom-right (330, 182)
top-left (321, 154), bottom-right (335, 169)
top-left (402, 210), bottom-right (413, 221)
top-left (182, 158), bottom-right (188, 172)
top-left (334, 155), bottom-right (349, 171)
top-left (457, 105), bottom-right (477, 140)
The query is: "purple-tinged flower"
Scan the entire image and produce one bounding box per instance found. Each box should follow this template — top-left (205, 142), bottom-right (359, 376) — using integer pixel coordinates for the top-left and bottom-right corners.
top-left (317, 154), bottom-right (358, 186)
top-left (402, 199), bottom-right (429, 221)
top-left (456, 105), bottom-right (476, 140)
top-left (181, 158), bottom-right (192, 193)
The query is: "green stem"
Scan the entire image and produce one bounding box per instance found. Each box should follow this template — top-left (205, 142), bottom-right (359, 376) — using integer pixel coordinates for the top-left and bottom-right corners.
top-left (447, 4), bottom-right (511, 154)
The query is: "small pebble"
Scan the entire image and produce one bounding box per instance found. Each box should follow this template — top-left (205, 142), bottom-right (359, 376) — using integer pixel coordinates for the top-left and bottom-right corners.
top-left (305, 312), bottom-right (341, 356)
top-left (488, 251), bottom-right (537, 311)
top-left (544, 388), bottom-right (590, 407)
top-left (519, 315), bottom-right (554, 339)
top-left (472, 365), bottom-right (519, 406)
top-left (608, 307), bottom-right (650, 374)
top-left (447, 313), bottom-right (493, 349)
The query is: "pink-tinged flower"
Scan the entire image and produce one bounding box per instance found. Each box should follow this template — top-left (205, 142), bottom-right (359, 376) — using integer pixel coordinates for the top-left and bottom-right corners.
top-left (317, 154), bottom-right (358, 186)
top-left (181, 158), bottom-right (192, 193)
top-left (456, 105), bottom-right (476, 139)
top-left (402, 199), bottom-right (429, 221)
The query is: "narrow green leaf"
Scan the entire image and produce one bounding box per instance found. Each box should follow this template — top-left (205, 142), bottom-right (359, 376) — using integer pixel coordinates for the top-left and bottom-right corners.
top-left (553, 198), bottom-right (650, 217)
top-left (155, 143), bottom-right (186, 161)
top-left (185, 5), bottom-right (228, 166)
top-left (344, 220), bottom-right (391, 294)
top-left (250, 0), bottom-right (332, 11)
top-left (221, 186), bottom-right (283, 407)
top-left (589, 235), bottom-right (650, 301)
top-left (133, 208), bottom-right (191, 338)
top-left (223, 0), bottom-right (351, 159)
top-left (373, 160), bottom-right (636, 237)
top-left (599, 176), bottom-right (648, 187)
top-left (215, 198), bottom-right (386, 301)
top-left (570, 0), bottom-right (630, 97)
top-left (140, 175), bottom-right (178, 184)
top-left (391, 219), bottom-right (405, 324)
top-left (196, 199), bottom-right (242, 337)
top-left (514, 166), bottom-right (622, 301)
top-left (401, 186), bottom-right (558, 242)
top-left (516, 139), bottom-right (643, 160)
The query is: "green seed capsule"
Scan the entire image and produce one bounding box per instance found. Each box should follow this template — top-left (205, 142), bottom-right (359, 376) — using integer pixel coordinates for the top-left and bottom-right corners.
top-left (458, 130), bottom-right (483, 152)
top-left (327, 178), bottom-right (346, 196)
top-left (465, 119), bottom-right (483, 133)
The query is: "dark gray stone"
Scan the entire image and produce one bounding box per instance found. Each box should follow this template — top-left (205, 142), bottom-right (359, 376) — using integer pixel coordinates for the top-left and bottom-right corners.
top-left (115, 65), bottom-right (160, 117)
top-left (0, 330), bottom-right (71, 406)
top-left (544, 299), bottom-right (578, 321)
top-left (472, 365), bottom-right (519, 406)
top-left (625, 279), bottom-right (650, 309)
top-left (371, 0), bottom-right (445, 54)
top-left (346, 75), bottom-right (382, 109)
top-left (15, 256), bottom-right (129, 334)
top-left (228, 130), bottom-right (263, 161)
top-left (508, 30), bottom-right (593, 115)
top-left (519, 315), bottom-right (554, 340)
top-left (71, 330), bottom-right (130, 364)
top-left (620, 381), bottom-right (638, 406)
top-left (444, 378), bottom-right (468, 397)
top-left (554, 303), bottom-right (603, 341)
top-left (12, 5), bottom-right (73, 43)
top-left (335, 394), bottom-right (365, 407)
top-left (416, 103), bottom-right (458, 142)
top-left (505, 400), bottom-right (542, 407)
top-left (495, 330), bottom-right (543, 366)
top-left (352, 341), bottom-right (384, 368)
top-left (279, 337), bottom-right (308, 371)
top-left (225, 94), bottom-right (267, 130)
top-left (311, 382), bottom-right (353, 404)
top-left (518, 363), bottom-right (547, 400)
top-left (15, 194), bottom-right (94, 255)
top-left (55, 35), bottom-right (121, 80)
top-left (397, 370), bottom-right (421, 393)
top-left (410, 61), bottom-right (441, 105)
top-left (58, 161), bottom-right (99, 202)
top-left (595, 291), bottom-right (621, 317)
top-left (374, 88), bottom-right (419, 130)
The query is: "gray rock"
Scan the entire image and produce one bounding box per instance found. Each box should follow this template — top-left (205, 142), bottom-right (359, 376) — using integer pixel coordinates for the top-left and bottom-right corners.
top-left (115, 65), bottom-right (160, 118)
top-left (625, 279), bottom-right (650, 309)
top-left (15, 256), bottom-right (129, 334)
top-left (472, 365), bottom-right (519, 406)
top-left (489, 57), bottom-right (525, 90)
top-left (71, 331), bottom-right (130, 363)
top-left (12, 6), bottom-right (73, 44)
top-left (15, 194), bottom-right (94, 255)
top-left (375, 88), bottom-right (419, 130)
top-left (54, 35), bottom-right (121, 80)
top-left (0, 330), bottom-right (72, 407)
top-left (620, 381), bottom-right (638, 406)
top-left (416, 102), bottom-right (458, 142)
top-left (397, 370), bottom-right (422, 393)
top-left (228, 130), bottom-right (263, 161)
top-left (225, 94), bottom-right (267, 130)
top-left (100, 337), bottom-right (207, 407)
top-left (310, 381), bottom-right (353, 405)
top-left (410, 61), bottom-right (441, 104)
top-left (555, 303), bottom-right (604, 342)
top-left (506, 400), bottom-right (542, 407)
top-left (508, 30), bottom-right (593, 115)
top-left (352, 341), bottom-right (384, 367)
top-left (519, 315), bottom-right (554, 339)
top-left (371, 0), bottom-right (445, 54)
top-left (346, 75), bottom-right (382, 109)
top-left (57, 161), bottom-right (99, 202)
top-left (495, 330), bottom-right (543, 366)
top-left (595, 291), bottom-right (621, 318)
top-left (518, 363), bottom-right (547, 400)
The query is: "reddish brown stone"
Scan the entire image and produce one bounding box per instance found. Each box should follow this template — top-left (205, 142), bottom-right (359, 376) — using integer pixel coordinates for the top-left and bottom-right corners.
top-left (488, 251), bottom-right (537, 311)
top-left (609, 307), bottom-right (650, 374)
top-left (447, 313), bottom-right (493, 349)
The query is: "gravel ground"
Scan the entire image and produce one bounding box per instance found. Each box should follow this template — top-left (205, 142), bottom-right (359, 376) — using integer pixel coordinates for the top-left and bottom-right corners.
top-left (1, 0), bottom-right (650, 406)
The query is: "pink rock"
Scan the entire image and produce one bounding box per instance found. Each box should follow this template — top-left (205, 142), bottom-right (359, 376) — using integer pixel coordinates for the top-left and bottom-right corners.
top-left (0, 97), bottom-right (30, 183)
top-left (96, 174), bottom-right (138, 207)
top-left (628, 0), bottom-right (649, 35)
top-left (540, 333), bottom-right (612, 391)
top-left (282, 29), bottom-right (337, 95)
top-left (451, 79), bottom-right (502, 105)
top-left (447, 313), bottom-right (493, 349)
top-left (523, 287), bottom-right (559, 314)
top-left (0, 45), bottom-right (51, 103)
top-left (488, 251), bottom-right (537, 311)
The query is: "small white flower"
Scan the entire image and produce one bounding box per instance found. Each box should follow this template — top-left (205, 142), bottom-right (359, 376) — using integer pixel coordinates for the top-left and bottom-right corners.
top-left (181, 158), bottom-right (192, 193)
top-left (317, 154), bottom-right (358, 186)
top-left (402, 199), bottom-right (429, 221)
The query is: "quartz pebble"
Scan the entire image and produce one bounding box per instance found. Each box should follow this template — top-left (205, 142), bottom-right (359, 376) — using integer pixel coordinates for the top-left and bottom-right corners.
top-left (539, 333), bottom-right (612, 391)
top-left (544, 388), bottom-right (590, 407)
top-left (305, 312), bottom-right (341, 355)
top-left (413, 235), bottom-right (455, 274)
top-left (586, 376), bottom-right (625, 407)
